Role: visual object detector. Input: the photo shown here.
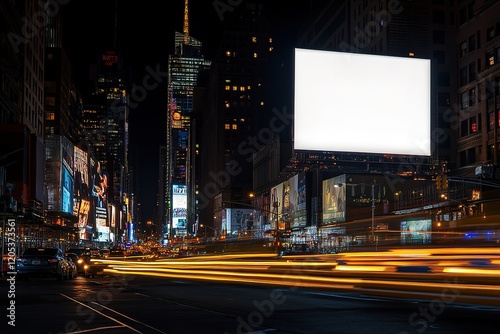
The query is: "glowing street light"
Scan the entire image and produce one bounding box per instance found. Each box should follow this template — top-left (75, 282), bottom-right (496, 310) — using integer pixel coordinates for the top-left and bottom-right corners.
top-left (200, 224), bottom-right (217, 239)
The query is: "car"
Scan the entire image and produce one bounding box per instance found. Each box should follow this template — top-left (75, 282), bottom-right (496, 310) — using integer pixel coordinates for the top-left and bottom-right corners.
top-left (65, 255), bottom-right (78, 279)
top-left (108, 249), bottom-right (126, 258)
top-left (65, 252), bottom-right (85, 275)
top-left (73, 248), bottom-right (107, 278)
top-left (16, 247), bottom-right (71, 280)
top-left (100, 249), bottom-right (110, 258)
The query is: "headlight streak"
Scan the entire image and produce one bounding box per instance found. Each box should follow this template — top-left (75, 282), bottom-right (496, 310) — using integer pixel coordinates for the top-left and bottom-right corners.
top-left (97, 247), bottom-right (500, 307)
top-left (443, 267), bottom-right (500, 275)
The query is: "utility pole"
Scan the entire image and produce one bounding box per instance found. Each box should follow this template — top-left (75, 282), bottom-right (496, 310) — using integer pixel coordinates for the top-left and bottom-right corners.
top-left (371, 183), bottom-right (375, 244)
top-left (273, 201), bottom-right (280, 254)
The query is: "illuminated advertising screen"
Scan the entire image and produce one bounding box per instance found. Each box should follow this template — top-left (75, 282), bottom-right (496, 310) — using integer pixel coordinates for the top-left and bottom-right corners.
top-left (400, 219), bottom-right (432, 245)
top-left (226, 208), bottom-right (254, 237)
top-left (282, 174), bottom-right (307, 230)
top-left (322, 174), bottom-right (346, 224)
top-left (74, 147), bottom-right (89, 198)
top-left (294, 48), bottom-right (431, 156)
top-left (92, 160), bottom-right (108, 209)
top-left (294, 172), bottom-right (307, 229)
top-left (96, 206), bottom-right (109, 242)
top-left (77, 199), bottom-right (90, 229)
top-left (61, 167), bottom-right (74, 214)
top-left (269, 183), bottom-right (283, 230)
top-left (74, 147), bottom-right (89, 236)
top-left (172, 185), bottom-right (187, 229)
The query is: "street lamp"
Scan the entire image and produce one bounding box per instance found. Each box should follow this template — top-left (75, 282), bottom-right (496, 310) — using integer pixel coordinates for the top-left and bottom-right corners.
top-left (200, 224), bottom-right (217, 239)
top-left (440, 194), bottom-right (471, 216)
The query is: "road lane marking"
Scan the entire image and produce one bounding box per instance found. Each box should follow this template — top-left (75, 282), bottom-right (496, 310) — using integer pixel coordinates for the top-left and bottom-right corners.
top-left (91, 301), bottom-right (167, 334)
top-left (60, 293), bottom-right (143, 334)
top-left (63, 325), bottom-right (125, 333)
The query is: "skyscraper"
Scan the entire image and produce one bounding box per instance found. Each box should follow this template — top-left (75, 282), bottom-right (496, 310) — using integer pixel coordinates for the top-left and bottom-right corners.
top-left (164, 0), bottom-right (211, 239)
top-left (199, 2), bottom-right (275, 237)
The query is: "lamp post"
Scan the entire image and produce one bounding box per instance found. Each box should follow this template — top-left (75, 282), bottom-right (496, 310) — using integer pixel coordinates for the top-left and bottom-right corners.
top-left (200, 224), bottom-right (217, 239)
top-left (440, 194), bottom-right (471, 216)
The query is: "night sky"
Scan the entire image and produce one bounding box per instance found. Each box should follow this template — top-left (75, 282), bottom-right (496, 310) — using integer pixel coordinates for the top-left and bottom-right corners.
top-left (62, 1), bottom-right (304, 220)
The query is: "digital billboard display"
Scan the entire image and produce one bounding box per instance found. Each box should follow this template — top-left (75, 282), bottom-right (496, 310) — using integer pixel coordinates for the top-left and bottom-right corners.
top-left (61, 167), bottom-right (74, 214)
top-left (322, 174), bottom-right (346, 224)
top-left (294, 48), bottom-right (431, 156)
top-left (401, 219), bottom-right (432, 245)
top-left (269, 183), bottom-right (283, 230)
top-left (74, 147), bottom-right (90, 238)
top-left (172, 185), bottom-right (187, 229)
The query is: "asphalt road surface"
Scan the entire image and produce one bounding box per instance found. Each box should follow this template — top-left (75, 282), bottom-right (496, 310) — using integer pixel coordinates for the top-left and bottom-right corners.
top-left (1, 273), bottom-right (499, 334)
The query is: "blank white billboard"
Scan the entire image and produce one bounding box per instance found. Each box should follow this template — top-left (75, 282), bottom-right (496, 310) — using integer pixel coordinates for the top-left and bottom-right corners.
top-left (294, 48), bottom-right (431, 156)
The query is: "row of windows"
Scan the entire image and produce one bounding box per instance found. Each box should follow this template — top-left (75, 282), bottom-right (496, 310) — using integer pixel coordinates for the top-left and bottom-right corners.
top-left (459, 48), bottom-right (500, 87)
top-left (460, 111), bottom-right (500, 138)
top-left (224, 124), bottom-right (238, 130)
top-left (459, 24), bottom-right (500, 58)
top-left (460, 76), bottom-right (500, 110)
top-left (225, 85), bottom-right (251, 91)
top-left (459, 31), bottom-right (480, 58)
top-left (460, 113), bottom-right (481, 138)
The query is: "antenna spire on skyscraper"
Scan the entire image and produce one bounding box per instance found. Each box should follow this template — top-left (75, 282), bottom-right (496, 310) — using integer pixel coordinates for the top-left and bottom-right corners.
top-left (183, 0), bottom-right (190, 44)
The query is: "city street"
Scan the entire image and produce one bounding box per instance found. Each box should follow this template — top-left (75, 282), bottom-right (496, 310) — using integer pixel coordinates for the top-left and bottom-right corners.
top-left (1, 272), bottom-right (499, 334)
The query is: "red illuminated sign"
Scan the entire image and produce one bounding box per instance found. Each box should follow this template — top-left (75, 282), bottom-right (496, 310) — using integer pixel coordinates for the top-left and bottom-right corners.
top-left (102, 51), bottom-right (119, 66)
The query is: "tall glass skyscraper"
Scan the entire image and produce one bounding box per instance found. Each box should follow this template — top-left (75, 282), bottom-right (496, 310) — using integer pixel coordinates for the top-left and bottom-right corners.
top-left (164, 0), bottom-right (211, 238)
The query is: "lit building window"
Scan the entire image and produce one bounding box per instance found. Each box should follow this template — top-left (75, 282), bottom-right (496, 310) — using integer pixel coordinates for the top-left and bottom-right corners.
top-left (247, 86), bottom-right (251, 90)
top-left (269, 38), bottom-right (273, 43)
top-left (226, 50), bottom-right (231, 56)
top-left (45, 112), bottom-right (55, 120)
top-left (233, 86), bottom-right (238, 91)
top-left (253, 53), bottom-right (258, 58)
top-left (232, 124), bottom-right (237, 130)
top-left (225, 85), bottom-right (230, 90)
top-left (225, 102), bottom-right (230, 108)
top-left (225, 124), bottom-right (230, 130)
top-left (240, 86), bottom-right (245, 91)
top-left (260, 101), bottom-right (264, 106)
top-left (240, 118), bottom-right (245, 122)
top-left (252, 36), bottom-right (257, 43)
top-left (269, 47), bottom-right (273, 52)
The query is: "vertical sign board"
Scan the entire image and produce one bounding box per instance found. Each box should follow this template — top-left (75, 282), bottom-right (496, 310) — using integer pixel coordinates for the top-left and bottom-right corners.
top-left (322, 174), bottom-right (347, 224)
top-left (172, 185), bottom-right (187, 229)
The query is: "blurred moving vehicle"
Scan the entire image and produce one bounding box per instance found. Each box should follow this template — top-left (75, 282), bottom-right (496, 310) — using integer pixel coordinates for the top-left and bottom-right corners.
top-left (66, 247), bottom-right (108, 277)
top-left (16, 247), bottom-right (71, 280)
top-left (100, 249), bottom-right (110, 258)
top-left (108, 249), bottom-right (126, 258)
top-left (65, 252), bottom-right (85, 275)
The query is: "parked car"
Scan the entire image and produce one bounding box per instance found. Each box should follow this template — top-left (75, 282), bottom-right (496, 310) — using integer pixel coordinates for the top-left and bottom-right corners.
top-left (16, 247), bottom-right (71, 280)
top-left (65, 252), bottom-right (84, 275)
top-left (65, 255), bottom-right (78, 279)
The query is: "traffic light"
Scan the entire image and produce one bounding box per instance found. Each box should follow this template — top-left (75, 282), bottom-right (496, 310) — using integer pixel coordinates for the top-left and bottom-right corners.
top-left (435, 175), bottom-right (448, 190)
top-left (441, 175), bottom-right (448, 189)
